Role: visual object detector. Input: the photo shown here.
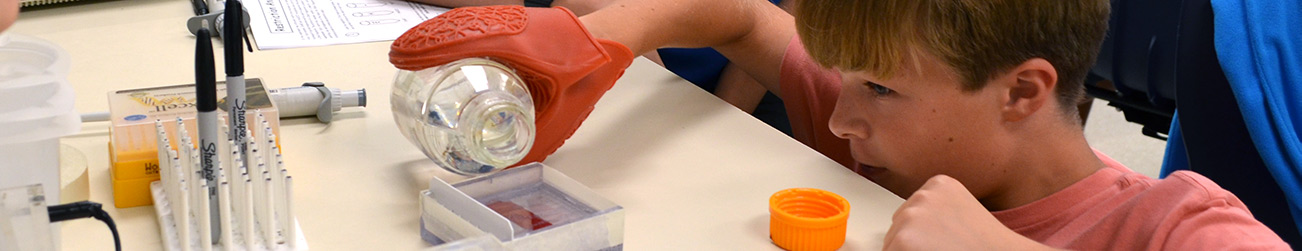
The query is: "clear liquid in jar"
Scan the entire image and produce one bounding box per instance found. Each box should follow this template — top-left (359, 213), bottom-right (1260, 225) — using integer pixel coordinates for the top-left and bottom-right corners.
top-left (391, 58), bottom-right (535, 175)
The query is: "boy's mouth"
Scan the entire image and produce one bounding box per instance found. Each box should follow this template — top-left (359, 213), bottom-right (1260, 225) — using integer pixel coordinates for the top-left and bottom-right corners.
top-left (856, 163), bottom-right (888, 181)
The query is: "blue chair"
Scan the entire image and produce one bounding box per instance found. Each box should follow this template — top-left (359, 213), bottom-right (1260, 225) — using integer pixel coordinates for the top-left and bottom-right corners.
top-left (1086, 0), bottom-right (1301, 245)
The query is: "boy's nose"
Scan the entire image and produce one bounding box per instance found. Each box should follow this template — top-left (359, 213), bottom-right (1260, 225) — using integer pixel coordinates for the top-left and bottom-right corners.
top-left (828, 98), bottom-right (869, 140)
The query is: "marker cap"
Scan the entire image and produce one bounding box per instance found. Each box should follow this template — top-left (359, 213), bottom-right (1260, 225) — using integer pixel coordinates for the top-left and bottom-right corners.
top-left (195, 28), bottom-right (217, 112)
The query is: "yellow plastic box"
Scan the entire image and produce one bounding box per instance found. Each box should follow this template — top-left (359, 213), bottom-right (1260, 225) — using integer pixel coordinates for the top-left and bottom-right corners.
top-left (107, 79), bottom-right (280, 208)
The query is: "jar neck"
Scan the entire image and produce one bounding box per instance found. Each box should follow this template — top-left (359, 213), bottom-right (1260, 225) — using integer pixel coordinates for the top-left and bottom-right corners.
top-left (459, 90), bottom-right (535, 170)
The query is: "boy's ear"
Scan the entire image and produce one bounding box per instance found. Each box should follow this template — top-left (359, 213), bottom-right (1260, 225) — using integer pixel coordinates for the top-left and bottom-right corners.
top-left (1001, 58), bottom-right (1058, 122)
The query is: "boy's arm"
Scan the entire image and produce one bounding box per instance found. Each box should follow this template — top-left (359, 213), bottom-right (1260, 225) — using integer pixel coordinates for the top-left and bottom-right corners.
top-left (579, 0), bottom-right (795, 97)
top-left (404, 0), bottom-right (795, 96)
top-left (714, 63), bottom-right (768, 113)
top-left (408, 0), bottom-right (611, 16)
top-left (408, 0), bottom-right (522, 8)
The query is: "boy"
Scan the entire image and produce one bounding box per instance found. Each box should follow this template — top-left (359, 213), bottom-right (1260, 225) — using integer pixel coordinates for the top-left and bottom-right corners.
top-left (388, 0), bottom-right (1290, 249)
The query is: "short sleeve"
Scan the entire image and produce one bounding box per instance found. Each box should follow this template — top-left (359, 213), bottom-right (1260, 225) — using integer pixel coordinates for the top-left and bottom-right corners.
top-left (778, 35), bottom-right (852, 167)
top-left (1158, 172), bottom-right (1291, 250)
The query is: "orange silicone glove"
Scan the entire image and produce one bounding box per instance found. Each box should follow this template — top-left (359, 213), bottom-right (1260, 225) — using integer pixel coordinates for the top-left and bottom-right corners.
top-left (390, 5), bottom-right (635, 166)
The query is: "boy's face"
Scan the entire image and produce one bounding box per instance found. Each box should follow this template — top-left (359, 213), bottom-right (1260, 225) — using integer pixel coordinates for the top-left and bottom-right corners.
top-left (830, 51), bottom-right (1016, 199)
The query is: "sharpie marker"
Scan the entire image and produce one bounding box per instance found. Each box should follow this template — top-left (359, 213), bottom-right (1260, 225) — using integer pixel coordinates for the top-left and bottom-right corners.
top-left (195, 27), bottom-right (223, 244)
top-left (224, 0), bottom-right (249, 196)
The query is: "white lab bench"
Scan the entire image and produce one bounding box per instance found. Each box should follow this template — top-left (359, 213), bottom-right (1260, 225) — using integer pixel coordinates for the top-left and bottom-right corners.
top-left (10, 0), bottom-right (902, 249)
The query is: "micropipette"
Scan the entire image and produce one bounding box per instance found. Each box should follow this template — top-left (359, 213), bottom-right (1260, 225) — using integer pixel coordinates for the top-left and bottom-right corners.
top-left (266, 83), bottom-right (366, 123)
top-left (81, 82), bottom-right (366, 124)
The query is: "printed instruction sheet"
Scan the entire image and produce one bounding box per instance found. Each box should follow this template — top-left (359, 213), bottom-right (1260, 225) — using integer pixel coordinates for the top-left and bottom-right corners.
top-left (244, 0), bottom-right (450, 50)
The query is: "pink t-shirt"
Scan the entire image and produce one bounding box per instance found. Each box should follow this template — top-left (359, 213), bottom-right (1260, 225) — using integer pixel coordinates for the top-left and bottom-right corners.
top-left (993, 151), bottom-right (1290, 250)
top-left (778, 36), bottom-right (852, 167)
top-left (778, 36), bottom-right (1289, 249)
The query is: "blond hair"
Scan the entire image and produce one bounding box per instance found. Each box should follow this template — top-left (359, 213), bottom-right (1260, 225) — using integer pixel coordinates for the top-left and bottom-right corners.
top-left (796, 0), bottom-right (1110, 114)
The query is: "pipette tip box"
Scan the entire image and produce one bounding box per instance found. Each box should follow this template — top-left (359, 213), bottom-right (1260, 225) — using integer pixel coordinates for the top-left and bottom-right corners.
top-left (107, 79), bottom-right (280, 208)
top-left (420, 162), bottom-right (625, 250)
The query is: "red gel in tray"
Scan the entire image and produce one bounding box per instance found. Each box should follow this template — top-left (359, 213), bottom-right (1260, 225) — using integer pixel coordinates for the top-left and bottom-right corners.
top-left (488, 201), bottom-right (553, 230)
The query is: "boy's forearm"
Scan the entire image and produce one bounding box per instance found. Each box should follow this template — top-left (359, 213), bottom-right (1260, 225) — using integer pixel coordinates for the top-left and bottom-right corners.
top-left (408, 0), bottom-right (523, 8)
top-left (410, 0), bottom-right (609, 16)
top-left (407, 0), bottom-right (795, 94)
top-left (579, 0), bottom-right (794, 93)
top-left (579, 0), bottom-right (792, 54)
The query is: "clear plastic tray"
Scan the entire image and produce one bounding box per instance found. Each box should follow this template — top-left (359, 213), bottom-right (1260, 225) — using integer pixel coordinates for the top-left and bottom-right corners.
top-left (420, 162), bottom-right (624, 250)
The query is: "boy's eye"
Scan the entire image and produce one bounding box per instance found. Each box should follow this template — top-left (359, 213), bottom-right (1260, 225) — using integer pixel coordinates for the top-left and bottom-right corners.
top-left (865, 81), bottom-right (894, 95)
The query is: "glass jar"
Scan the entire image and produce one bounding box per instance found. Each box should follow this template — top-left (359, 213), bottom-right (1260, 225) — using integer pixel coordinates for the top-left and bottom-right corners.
top-left (391, 58), bottom-right (535, 175)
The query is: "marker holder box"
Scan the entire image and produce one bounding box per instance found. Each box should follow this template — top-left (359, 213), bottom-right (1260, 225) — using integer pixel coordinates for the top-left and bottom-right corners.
top-left (147, 109), bottom-right (302, 250)
top-left (107, 79), bottom-right (280, 208)
top-left (149, 183), bottom-right (306, 251)
top-left (420, 162), bottom-right (625, 250)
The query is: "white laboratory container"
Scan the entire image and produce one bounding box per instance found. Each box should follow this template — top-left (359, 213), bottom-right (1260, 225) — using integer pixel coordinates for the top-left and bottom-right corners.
top-left (0, 184), bottom-right (53, 251)
top-left (0, 33), bottom-right (79, 209)
top-left (391, 58), bottom-right (536, 175)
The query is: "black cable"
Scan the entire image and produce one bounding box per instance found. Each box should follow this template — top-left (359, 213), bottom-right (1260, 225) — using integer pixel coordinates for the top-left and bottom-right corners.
top-left (47, 201), bottom-right (121, 251)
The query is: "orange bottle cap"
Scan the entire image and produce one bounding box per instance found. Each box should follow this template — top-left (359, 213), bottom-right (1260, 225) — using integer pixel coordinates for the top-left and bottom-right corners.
top-left (769, 188), bottom-right (850, 251)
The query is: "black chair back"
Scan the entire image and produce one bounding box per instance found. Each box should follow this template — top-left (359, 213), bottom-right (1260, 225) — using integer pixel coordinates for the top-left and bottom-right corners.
top-left (1087, 0), bottom-right (1301, 245)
